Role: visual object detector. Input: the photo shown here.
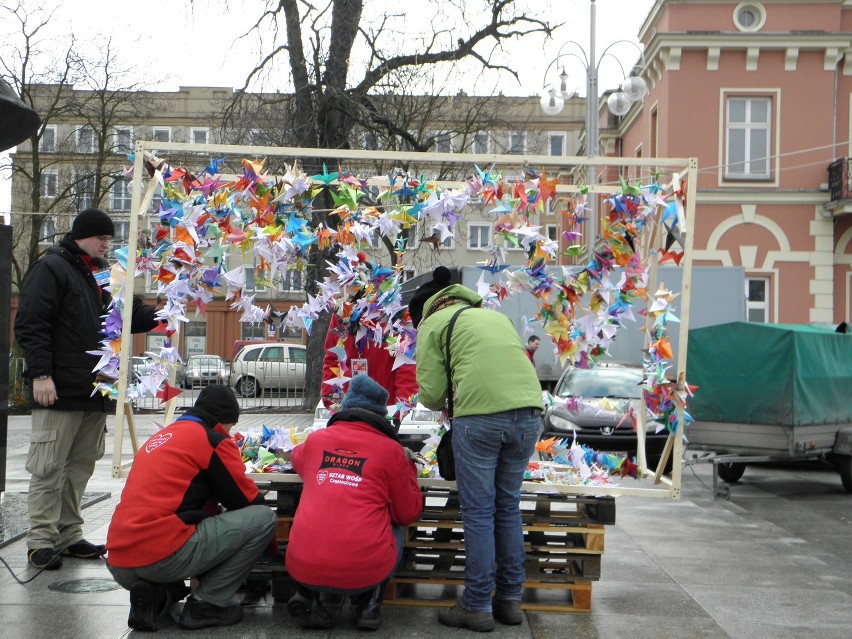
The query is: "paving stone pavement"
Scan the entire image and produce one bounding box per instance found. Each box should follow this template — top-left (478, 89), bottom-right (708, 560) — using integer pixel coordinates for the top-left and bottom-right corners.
top-left (1, 410), bottom-right (851, 639)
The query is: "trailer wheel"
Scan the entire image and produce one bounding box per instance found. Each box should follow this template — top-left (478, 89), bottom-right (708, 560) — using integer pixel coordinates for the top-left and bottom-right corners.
top-left (714, 482), bottom-right (731, 500)
top-left (716, 462), bottom-right (746, 483)
top-left (835, 455), bottom-right (852, 494)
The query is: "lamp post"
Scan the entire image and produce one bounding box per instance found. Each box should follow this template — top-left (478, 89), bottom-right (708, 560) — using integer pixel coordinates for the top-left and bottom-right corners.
top-left (540, 0), bottom-right (648, 256)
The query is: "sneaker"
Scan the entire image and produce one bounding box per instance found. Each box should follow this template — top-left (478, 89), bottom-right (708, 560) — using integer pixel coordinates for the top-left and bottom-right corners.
top-left (438, 603), bottom-right (495, 632)
top-left (62, 540), bottom-right (106, 559)
top-left (492, 599), bottom-right (523, 625)
top-left (178, 596), bottom-right (244, 630)
top-left (27, 548), bottom-right (62, 570)
top-left (287, 592), bottom-right (334, 630)
top-left (128, 581), bottom-right (163, 632)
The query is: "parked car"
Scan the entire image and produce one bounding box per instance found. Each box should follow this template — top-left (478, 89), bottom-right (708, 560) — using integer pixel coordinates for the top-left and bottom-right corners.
top-left (541, 363), bottom-right (670, 469)
top-left (230, 343), bottom-right (307, 397)
top-left (313, 399), bottom-right (441, 449)
top-left (183, 354), bottom-right (229, 388)
top-left (131, 355), bottom-right (154, 382)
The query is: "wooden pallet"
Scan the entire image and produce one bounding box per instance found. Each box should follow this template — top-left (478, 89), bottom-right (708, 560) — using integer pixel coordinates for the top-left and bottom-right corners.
top-left (384, 579), bottom-right (593, 612)
top-left (255, 481), bottom-right (612, 612)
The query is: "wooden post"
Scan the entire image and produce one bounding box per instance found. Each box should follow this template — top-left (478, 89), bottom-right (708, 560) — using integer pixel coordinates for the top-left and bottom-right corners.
top-left (112, 149), bottom-right (159, 478)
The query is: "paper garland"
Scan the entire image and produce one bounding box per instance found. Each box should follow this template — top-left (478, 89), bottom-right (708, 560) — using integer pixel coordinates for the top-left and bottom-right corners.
top-left (88, 152), bottom-right (693, 441)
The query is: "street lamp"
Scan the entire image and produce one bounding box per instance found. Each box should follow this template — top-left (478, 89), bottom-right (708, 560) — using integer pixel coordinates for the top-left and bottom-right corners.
top-left (540, 0), bottom-right (648, 255)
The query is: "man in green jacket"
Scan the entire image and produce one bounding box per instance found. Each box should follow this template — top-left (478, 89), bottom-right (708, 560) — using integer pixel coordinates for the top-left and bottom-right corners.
top-left (410, 266), bottom-right (543, 632)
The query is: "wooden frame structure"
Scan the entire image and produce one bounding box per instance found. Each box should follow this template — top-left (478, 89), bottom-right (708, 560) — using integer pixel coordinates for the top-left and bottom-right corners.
top-left (113, 140), bottom-right (697, 500)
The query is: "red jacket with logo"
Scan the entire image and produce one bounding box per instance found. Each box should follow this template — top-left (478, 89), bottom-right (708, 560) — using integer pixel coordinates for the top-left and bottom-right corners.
top-left (105, 415), bottom-right (263, 568)
top-left (285, 412), bottom-right (423, 589)
top-left (321, 314), bottom-right (418, 409)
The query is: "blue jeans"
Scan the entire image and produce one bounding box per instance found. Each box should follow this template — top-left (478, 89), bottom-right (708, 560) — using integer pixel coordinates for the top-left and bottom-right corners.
top-left (452, 408), bottom-right (540, 612)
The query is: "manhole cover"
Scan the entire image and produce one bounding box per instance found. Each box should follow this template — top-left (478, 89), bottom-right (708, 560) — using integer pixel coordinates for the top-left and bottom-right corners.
top-left (48, 578), bottom-right (122, 593)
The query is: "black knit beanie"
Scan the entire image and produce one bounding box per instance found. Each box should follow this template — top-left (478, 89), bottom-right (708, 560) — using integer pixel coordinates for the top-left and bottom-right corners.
top-left (341, 374), bottom-right (389, 416)
top-left (70, 208), bottom-right (115, 239)
top-left (408, 265), bottom-right (453, 328)
top-left (194, 384), bottom-right (240, 424)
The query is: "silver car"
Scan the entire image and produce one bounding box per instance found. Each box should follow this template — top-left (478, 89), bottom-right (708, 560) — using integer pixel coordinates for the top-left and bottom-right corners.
top-left (313, 400), bottom-right (440, 449)
top-left (230, 343), bottom-right (307, 397)
top-left (183, 354), bottom-right (229, 388)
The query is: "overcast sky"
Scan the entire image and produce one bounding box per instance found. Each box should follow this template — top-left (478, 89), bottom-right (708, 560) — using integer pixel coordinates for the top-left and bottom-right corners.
top-left (1, 0), bottom-right (655, 214)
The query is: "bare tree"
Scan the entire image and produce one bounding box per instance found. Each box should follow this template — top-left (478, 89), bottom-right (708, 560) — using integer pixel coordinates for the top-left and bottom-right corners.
top-left (221, 0), bottom-right (554, 408)
top-left (1, 1), bottom-right (157, 290)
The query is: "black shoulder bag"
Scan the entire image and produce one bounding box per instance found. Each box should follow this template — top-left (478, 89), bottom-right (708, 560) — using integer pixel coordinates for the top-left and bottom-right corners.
top-left (436, 306), bottom-right (470, 481)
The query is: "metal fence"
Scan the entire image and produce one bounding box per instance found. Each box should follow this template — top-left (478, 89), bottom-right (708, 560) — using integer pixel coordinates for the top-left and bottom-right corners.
top-left (8, 357), bottom-right (312, 414)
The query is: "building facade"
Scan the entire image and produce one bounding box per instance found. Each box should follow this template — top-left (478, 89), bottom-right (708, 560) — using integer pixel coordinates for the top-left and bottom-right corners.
top-left (7, 86), bottom-right (584, 359)
top-left (597, 0), bottom-right (852, 325)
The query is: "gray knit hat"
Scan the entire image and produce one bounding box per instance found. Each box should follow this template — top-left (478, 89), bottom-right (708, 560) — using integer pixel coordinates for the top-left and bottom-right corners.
top-left (341, 374), bottom-right (389, 416)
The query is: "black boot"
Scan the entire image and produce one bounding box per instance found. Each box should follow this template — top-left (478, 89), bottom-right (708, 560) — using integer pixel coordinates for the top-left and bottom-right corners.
top-left (288, 585), bottom-right (333, 630)
top-left (351, 581), bottom-right (386, 631)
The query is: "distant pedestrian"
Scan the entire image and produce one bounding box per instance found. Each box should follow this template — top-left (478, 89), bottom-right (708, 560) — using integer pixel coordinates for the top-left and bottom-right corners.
top-left (525, 335), bottom-right (541, 364)
top-left (105, 385), bottom-right (276, 631)
top-left (410, 266), bottom-right (543, 631)
top-left (14, 208), bottom-right (159, 570)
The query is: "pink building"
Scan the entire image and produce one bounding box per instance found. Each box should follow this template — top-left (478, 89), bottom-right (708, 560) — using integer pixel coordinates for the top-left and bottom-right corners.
top-left (610, 0), bottom-right (852, 325)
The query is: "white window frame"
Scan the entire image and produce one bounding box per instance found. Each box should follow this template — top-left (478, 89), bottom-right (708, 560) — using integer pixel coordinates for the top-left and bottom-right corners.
top-left (725, 96), bottom-right (771, 180)
top-left (40, 171), bottom-right (58, 198)
top-left (548, 132), bottom-right (566, 156)
top-left (190, 127), bottom-right (210, 145)
top-left (77, 125), bottom-right (96, 153)
top-left (509, 131), bottom-right (526, 155)
top-left (111, 179), bottom-right (132, 210)
top-left (434, 131), bottom-right (453, 154)
top-left (39, 125), bottom-right (57, 152)
top-left (546, 224), bottom-right (559, 242)
top-left (152, 127), bottom-right (172, 144)
top-left (468, 223), bottom-right (492, 250)
top-left (113, 126), bottom-right (133, 155)
top-left (245, 256), bottom-right (268, 292)
top-left (745, 276), bottom-right (770, 323)
top-left (473, 131), bottom-right (490, 155)
top-left (113, 220), bottom-right (130, 244)
top-left (39, 216), bottom-right (56, 243)
top-left (74, 172), bottom-right (95, 210)
top-left (280, 269), bottom-right (302, 293)
top-left (733, 2), bottom-right (766, 32)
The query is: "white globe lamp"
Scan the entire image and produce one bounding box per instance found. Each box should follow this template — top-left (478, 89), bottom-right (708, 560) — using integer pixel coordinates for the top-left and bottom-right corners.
top-left (540, 87), bottom-right (565, 116)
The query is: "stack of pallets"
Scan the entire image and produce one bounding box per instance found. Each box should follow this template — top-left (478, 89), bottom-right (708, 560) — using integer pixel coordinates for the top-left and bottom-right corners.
top-left (391, 487), bottom-right (613, 612)
top-left (250, 478), bottom-right (615, 612)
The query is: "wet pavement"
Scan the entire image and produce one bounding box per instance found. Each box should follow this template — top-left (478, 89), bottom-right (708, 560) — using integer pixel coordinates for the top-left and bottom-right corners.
top-left (1, 410), bottom-right (851, 638)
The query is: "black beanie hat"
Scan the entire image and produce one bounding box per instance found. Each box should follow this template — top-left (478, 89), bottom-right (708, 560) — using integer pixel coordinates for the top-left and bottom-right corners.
top-left (408, 265), bottom-right (453, 328)
top-left (341, 374), bottom-right (389, 416)
top-left (194, 384), bottom-right (240, 424)
top-left (70, 208), bottom-right (115, 240)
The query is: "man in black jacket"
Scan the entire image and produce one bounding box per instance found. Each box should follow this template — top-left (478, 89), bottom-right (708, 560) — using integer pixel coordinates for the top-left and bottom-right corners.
top-left (14, 208), bottom-right (160, 570)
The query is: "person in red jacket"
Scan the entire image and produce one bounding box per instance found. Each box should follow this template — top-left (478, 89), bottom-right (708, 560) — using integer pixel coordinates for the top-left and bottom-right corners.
top-left (322, 313), bottom-right (418, 421)
top-left (105, 385), bottom-right (276, 632)
top-left (286, 374), bottom-right (423, 630)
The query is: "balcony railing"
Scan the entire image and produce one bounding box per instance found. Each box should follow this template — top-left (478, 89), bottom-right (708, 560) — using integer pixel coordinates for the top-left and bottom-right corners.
top-left (828, 158), bottom-right (852, 202)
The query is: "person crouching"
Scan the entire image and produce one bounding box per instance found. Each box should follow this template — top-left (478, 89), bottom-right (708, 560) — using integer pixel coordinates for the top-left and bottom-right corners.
top-left (285, 374), bottom-right (423, 630)
top-left (105, 384), bottom-right (276, 631)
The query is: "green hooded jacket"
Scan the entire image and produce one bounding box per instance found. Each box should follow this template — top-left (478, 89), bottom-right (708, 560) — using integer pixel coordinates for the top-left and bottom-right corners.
top-left (415, 284), bottom-right (543, 417)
